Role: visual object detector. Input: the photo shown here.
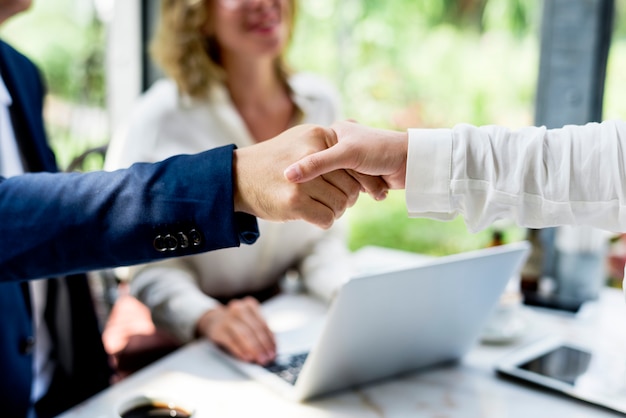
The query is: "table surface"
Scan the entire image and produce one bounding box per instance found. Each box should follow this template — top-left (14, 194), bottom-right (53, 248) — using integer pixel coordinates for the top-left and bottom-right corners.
top-left (59, 247), bottom-right (626, 418)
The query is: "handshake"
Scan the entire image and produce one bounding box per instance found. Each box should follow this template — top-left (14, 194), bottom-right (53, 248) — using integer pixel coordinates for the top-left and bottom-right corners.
top-left (233, 121), bottom-right (408, 229)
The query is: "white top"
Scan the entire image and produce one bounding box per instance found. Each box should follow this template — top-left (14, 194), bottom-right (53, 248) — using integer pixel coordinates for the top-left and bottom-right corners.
top-left (105, 73), bottom-right (353, 342)
top-left (406, 120), bottom-right (626, 233)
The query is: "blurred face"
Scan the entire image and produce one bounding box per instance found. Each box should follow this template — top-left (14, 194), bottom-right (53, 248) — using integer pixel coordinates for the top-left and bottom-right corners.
top-left (206, 0), bottom-right (290, 60)
top-left (0, 0), bottom-right (31, 25)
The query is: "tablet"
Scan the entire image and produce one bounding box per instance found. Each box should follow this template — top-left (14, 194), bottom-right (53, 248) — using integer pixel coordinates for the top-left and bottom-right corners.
top-left (496, 337), bottom-right (626, 414)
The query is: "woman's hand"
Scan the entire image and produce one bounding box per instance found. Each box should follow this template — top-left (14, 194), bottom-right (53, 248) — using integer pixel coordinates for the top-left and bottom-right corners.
top-left (196, 297), bottom-right (276, 365)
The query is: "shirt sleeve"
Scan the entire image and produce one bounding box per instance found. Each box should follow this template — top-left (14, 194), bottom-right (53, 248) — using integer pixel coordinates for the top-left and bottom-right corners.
top-left (406, 120), bottom-right (626, 233)
top-left (129, 259), bottom-right (220, 343)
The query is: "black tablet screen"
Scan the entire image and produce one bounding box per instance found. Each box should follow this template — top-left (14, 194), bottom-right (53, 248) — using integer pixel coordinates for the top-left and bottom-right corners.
top-left (518, 345), bottom-right (592, 385)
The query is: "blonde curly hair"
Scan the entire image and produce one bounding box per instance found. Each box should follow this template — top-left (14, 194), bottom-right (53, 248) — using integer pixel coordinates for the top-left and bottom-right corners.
top-left (151, 0), bottom-right (296, 98)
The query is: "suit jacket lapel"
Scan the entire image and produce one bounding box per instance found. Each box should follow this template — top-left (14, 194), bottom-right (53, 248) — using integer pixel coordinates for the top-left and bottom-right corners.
top-left (0, 41), bottom-right (57, 173)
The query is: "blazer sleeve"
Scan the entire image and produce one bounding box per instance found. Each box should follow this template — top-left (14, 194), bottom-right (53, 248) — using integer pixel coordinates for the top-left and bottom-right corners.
top-left (0, 144), bottom-right (259, 282)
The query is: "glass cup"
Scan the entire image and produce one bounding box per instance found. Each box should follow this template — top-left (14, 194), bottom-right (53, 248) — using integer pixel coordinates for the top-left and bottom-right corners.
top-left (555, 250), bottom-right (606, 301)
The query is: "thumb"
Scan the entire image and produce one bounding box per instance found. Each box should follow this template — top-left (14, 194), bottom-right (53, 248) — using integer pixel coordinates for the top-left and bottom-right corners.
top-left (284, 146), bottom-right (350, 183)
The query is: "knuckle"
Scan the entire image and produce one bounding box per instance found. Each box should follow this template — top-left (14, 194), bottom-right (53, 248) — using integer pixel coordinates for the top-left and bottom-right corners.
top-left (228, 300), bottom-right (244, 312)
top-left (242, 296), bottom-right (259, 307)
top-left (348, 180), bottom-right (361, 197)
top-left (347, 194), bottom-right (358, 208)
top-left (319, 213), bottom-right (334, 230)
top-left (304, 124), bottom-right (327, 138)
top-left (285, 190), bottom-right (306, 214)
top-left (334, 194), bottom-right (348, 212)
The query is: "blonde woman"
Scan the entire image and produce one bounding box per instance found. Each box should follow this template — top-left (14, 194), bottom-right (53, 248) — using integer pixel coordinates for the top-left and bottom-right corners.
top-left (105, 0), bottom-right (352, 367)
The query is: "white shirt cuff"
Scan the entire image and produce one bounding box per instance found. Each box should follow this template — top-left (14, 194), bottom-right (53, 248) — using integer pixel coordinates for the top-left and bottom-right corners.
top-left (405, 129), bottom-right (453, 217)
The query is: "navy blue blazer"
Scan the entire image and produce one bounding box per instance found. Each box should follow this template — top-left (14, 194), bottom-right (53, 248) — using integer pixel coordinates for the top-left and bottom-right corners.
top-left (0, 41), bottom-right (258, 417)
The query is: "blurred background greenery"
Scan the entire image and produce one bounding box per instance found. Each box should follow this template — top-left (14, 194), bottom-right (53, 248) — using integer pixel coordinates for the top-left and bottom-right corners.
top-left (1, 0), bottom-right (625, 256)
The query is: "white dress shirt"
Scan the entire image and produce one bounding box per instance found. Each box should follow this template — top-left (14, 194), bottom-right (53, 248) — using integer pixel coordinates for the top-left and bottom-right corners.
top-left (105, 73), bottom-right (354, 342)
top-left (406, 120), bottom-right (626, 232)
top-left (0, 73), bottom-right (23, 177)
top-left (0, 74), bottom-right (54, 411)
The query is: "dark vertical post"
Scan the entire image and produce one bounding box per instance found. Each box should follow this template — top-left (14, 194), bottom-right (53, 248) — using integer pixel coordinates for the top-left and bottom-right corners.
top-left (141, 0), bottom-right (163, 92)
top-left (527, 0), bottom-right (614, 302)
top-left (535, 0), bottom-right (614, 128)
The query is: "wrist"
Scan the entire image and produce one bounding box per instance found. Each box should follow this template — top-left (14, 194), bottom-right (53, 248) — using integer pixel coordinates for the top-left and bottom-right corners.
top-left (391, 131), bottom-right (408, 152)
top-left (195, 307), bottom-right (223, 338)
top-left (232, 149), bottom-right (251, 214)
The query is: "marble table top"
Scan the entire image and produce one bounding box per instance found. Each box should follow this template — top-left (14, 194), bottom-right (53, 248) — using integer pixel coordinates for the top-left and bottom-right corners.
top-left (59, 248), bottom-right (626, 418)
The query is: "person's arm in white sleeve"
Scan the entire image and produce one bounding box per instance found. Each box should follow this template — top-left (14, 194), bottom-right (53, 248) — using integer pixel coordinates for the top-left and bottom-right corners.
top-left (284, 119), bottom-right (626, 232)
top-left (407, 120), bottom-right (626, 232)
top-left (130, 259), bottom-right (277, 365)
top-left (129, 259), bottom-right (220, 344)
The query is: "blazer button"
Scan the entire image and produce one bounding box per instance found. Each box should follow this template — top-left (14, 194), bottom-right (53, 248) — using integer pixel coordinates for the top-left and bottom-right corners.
top-left (163, 234), bottom-right (178, 251)
top-left (189, 229), bottom-right (202, 246)
top-left (177, 232), bottom-right (189, 249)
top-left (19, 336), bottom-right (36, 355)
top-left (153, 235), bottom-right (168, 252)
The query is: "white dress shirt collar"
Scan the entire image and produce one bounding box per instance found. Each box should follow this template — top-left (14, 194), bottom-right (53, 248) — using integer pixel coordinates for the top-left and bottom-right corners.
top-left (0, 73), bottom-right (24, 178)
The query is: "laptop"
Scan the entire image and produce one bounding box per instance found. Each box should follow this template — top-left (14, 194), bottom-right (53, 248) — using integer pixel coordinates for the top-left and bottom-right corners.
top-left (211, 241), bottom-right (531, 401)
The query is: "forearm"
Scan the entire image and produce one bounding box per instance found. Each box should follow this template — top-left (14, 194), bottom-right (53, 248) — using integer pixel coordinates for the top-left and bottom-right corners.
top-left (407, 120), bottom-right (626, 232)
top-left (131, 262), bottom-right (220, 343)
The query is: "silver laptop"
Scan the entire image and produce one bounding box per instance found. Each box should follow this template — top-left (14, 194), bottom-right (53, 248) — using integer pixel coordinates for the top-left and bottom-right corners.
top-left (213, 241), bottom-right (530, 401)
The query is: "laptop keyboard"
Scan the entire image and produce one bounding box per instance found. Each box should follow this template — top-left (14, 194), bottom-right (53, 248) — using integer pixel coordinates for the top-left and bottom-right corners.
top-left (263, 352), bottom-right (309, 385)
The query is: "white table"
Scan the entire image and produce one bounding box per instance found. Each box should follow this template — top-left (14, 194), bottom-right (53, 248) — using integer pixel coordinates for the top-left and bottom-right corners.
top-left (59, 248), bottom-right (626, 418)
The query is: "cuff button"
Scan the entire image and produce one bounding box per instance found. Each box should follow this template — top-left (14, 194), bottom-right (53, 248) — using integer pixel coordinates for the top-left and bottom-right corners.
top-left (153, 235), bottom-right (168, 252)
top-left (189, 229), bottom-right (202, 246)
top-left (177, 232), bottom-right (189, 249)
top-left (163, 234), bottom-right (178, 251)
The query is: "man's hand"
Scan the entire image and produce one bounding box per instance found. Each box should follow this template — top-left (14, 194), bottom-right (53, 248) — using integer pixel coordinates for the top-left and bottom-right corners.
top-left (283, 121), bottom-right (408, 190)
top-left (196, 297), bottom-right (276, 365)
top-left (233, 124), bottom-right (388, 229)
